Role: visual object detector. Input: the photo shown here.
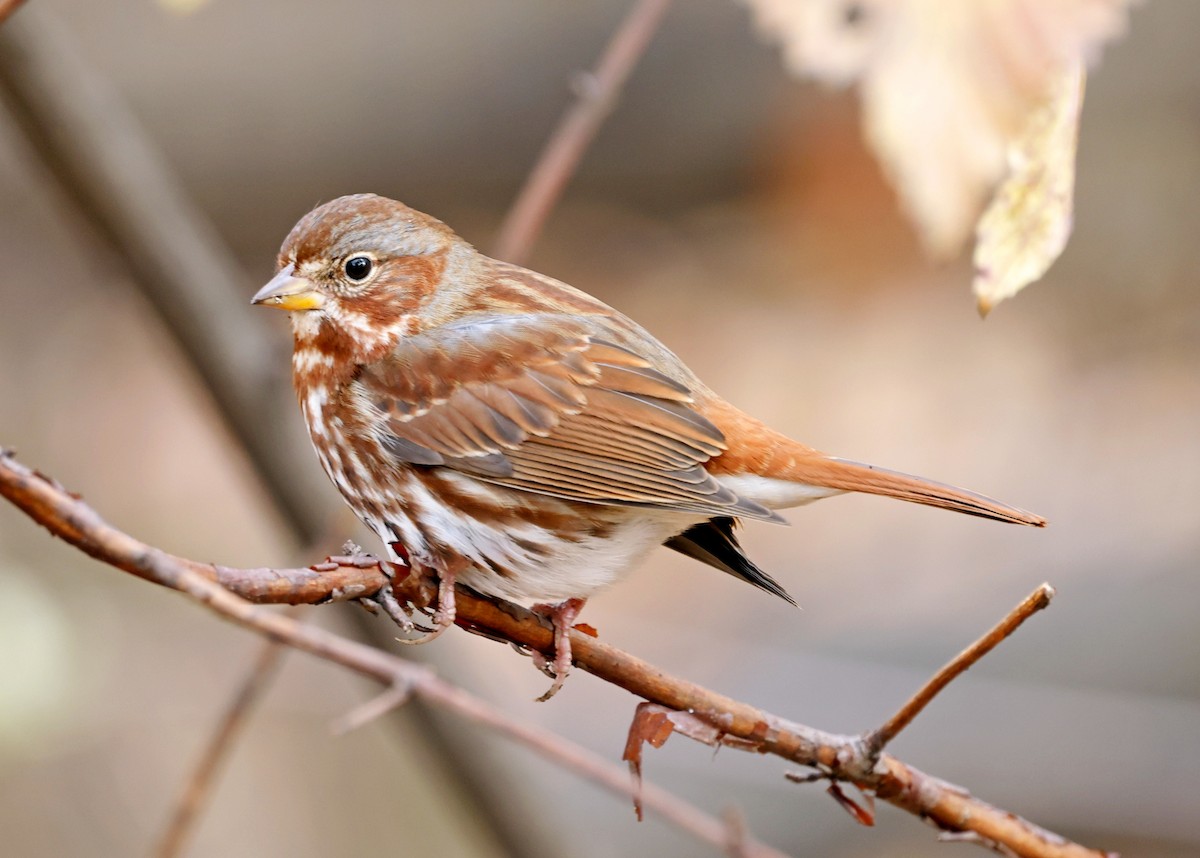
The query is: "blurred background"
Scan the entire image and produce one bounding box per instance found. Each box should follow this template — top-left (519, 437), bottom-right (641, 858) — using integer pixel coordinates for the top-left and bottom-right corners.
top-left (0, 1), bottom-right (1197, 856)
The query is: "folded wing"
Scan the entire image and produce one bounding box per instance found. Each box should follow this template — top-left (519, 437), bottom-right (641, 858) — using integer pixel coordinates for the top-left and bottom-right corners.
top-left (358, 313), bottom-right (781, 522)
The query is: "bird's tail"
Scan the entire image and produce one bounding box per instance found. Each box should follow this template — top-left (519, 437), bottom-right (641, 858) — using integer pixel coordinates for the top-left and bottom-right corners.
top-left (777, 454), bottom-right (1046, 527)
top-left (703, 398), bottom-right (1045, 527)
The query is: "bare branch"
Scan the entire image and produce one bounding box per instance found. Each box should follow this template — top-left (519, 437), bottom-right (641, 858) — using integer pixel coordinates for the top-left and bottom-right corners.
top-left (0, 450), bottom-right (787, 858)
top-left (491, 0), bottom-right (674, 264)
top-left (155, 636), bottom-right (289, 858)
top-left (863, 583), bottom-right (1056, 757)
top-left (0, 11), bottom-right (1106, 856)
top-left (0, 450), bottom-right (1114, 858)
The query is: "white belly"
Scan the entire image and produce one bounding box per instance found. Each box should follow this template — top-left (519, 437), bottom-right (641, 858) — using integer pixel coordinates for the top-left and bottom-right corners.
top-left (369, 469), bottom-right (698, 605)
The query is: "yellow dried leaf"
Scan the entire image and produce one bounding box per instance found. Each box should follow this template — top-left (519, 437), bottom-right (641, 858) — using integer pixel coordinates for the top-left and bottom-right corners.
top-left (973, 64), bottom-right (1085, 316)
top-left (746, 0), bottom-right (1131, 258)
top-left (156, 0), bottom-right (211, 15)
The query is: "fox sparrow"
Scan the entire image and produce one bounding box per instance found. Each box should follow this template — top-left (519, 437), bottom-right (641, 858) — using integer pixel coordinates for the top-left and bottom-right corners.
top-left (254, 194), bottom-right (1044, 697)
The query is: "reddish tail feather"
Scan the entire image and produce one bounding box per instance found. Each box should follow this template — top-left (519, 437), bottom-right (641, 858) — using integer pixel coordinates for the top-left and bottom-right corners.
top-left (783, 455), bottom-right (1046, 527)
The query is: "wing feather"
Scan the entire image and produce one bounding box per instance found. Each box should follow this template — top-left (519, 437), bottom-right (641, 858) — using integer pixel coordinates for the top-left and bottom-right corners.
top-left (356, 313), bottom-right (776, 521)
top-left (585, 389), bottom-right (726, 452)
top-left (594, 362), bottom-right (692, 401)
top-left (467, 385), bottom-right (553, 435)
top-left (547, 418), bottom-right (699, 470)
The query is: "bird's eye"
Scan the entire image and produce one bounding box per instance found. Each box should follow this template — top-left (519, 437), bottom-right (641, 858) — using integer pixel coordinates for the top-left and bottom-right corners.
top-left (344, 256), bottom-right (373, 281)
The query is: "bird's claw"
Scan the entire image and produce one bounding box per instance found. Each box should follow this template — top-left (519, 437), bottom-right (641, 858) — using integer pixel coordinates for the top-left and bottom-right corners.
top-left (393, 564), bottom-right (457, 645)
top-left (532, 597), bottom-right (586, 702)
top-left (370, 580), bottom-right (416, 634)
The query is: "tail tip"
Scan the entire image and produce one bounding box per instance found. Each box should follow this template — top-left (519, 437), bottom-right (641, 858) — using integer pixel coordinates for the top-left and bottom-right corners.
top-left (1017, 510), bottom-right (1048, 528)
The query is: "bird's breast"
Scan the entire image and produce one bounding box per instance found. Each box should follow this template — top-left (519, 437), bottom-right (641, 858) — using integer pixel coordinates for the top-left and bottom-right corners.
top-left (294, 371), bottom-right (703, 604)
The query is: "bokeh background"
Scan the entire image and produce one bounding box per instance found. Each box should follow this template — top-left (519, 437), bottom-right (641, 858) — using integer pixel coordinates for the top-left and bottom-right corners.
top-left (1, 1), bottom-right (1197, 856)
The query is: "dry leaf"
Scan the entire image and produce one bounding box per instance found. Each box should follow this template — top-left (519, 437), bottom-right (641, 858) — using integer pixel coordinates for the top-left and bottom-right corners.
top-left (623, 704), bottom-right (678, 821)
top-left (746, 0), bottom-right (1131, 258)
top-left (826, 782), bottom-right (876, 826)
top-left (622, 703), bottom-right (727, 821)
top-left (973, 64), bottom-right (1085, 316)
top-left (156, 0), bottom-right (211, 15)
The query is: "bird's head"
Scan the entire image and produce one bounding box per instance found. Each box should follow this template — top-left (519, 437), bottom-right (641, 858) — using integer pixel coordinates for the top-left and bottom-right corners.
top-left (252, 194), bottom-right (467, 352)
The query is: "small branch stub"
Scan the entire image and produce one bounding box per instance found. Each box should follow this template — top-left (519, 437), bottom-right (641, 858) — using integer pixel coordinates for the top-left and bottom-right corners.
top-left (863, 583), bottom-right (1056, 758)
top-left (0, 449), bottom-right (1109, 858)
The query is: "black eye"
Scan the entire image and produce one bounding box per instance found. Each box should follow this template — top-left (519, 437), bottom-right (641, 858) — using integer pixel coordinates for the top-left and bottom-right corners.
top-left (344, 256), bottom-right (373, 281)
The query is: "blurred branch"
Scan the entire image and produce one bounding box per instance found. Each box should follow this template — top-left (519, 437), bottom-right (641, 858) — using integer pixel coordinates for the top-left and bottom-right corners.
top-left (0, 3), bottom-right (680, 854)
top-left (0, 6), bottom-right (330, 540)
top-left (155, 636), bottom-right (290, 858)
top-left (0, 7), bottom-right (533, 852)
top-left (0, 8), bottom-right (1100, 858)
top-left (0, 7), bottom-right (674, 852)
top-left (0, 0), bottom-right (26, 28)
top-left (491, 0), bottom-right (673, 264)
top-left (0, 449), bottom-right (786, 858)
top-left (0, 449), bottom-right (1113, 858)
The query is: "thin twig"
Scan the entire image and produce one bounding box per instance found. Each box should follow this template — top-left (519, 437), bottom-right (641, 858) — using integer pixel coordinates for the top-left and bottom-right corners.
top-left (330, 681), bottom-right (412, 736)
top-left (0, 450), bottom-right (787, 858)
top-left (155, 635), bottom-right (290, 858)
top-left (0, 450), bottom-right (1112, 858)
top-left (491, 0), bottom-right (673, 264)
top-left (862, 584), bottom-right (1056, 757)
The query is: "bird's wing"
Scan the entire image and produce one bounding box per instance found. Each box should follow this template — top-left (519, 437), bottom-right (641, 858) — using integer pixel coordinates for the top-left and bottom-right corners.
top-left (357, 313), bottom-right (780, 521)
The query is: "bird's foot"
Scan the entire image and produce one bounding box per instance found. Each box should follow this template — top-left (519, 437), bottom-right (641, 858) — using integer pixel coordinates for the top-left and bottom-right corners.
top-left (312, 549), bottom-right (413, 626)
top-left (531, 597), bottom-right (586, 702)
top-left (393, 560), bottom-right (458, 645)
top-left (348, 542), bottom-right (454, 642)
top-left (339, 546), bottom-right (413, 633)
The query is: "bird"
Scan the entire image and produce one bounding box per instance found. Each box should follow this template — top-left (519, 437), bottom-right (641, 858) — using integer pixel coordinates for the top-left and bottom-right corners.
top-left (253, 193), bottom-right (1045, 698)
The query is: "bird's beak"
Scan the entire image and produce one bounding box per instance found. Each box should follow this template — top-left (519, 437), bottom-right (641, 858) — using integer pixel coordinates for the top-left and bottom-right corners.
top-left (251, 263), bottom-right (325, 312)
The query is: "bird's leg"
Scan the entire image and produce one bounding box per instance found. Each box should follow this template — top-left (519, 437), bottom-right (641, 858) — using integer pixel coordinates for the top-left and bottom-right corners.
top-left (531, 597), bottom-right (587, 702)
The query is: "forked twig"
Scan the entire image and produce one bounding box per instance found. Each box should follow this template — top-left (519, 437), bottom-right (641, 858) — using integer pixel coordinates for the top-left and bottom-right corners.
top-left (0, 450), bottom-right (787, 858)
top-left (862, 584), bottom-right (1056, 757)
top-left (491, 0), bottom-right (674, 264)
top-left (0, 450), bottom-right (1112, 858)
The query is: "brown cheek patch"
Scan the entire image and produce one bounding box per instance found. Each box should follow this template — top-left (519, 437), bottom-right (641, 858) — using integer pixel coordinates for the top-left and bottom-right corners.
top-left (333, 250), bottom-right (449, 353)
top-left (370, 250), bottom-right (449, 319)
